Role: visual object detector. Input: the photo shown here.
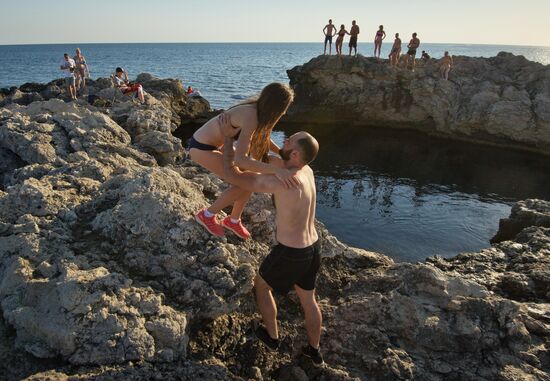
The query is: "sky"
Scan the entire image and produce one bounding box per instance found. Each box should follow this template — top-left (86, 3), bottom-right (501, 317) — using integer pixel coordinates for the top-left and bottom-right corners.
top-left (1, 0), bottom-right (549, 46)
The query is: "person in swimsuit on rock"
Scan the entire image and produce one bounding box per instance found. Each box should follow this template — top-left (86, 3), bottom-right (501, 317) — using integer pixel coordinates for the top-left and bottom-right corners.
top-left (440, 51), bottom-right (453, 80)
top-left (73, 48), bottom-right (89, 91)
top-left (218, 113), bottom-right (324, 367)
top-left (403, 32), bottom-right (420, 71)
top-left (335, 25), bottom-right (350, 56)
top-left (323, 19), bottom-right (337, 55)
top-left (348, 20), bottom-right (360, 56)
top-left (189, 83), bottom-right (298, 240)
top-left (389, 33), bottom-right (402, 66)
top-left (373, 25), bottom-right (386, 59)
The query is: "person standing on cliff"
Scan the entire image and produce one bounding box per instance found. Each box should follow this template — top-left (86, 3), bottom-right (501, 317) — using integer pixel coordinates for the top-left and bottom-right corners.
top-left (403, 33), bottom-right (420, 71)
top-left (373, 25), bottom-right (386, 59)
top-left (218, 114), bottom-right (325, 367)
top-left (323, 19), bottom-right (337, 55)
top-left (389, 33), bottom-right (402, 66)
top-left (439, 51), bottom-right (453, 80)
top-left (349, 20), bottom-right (360, 56)
top-left (60, 53), bottom-right (77, 101)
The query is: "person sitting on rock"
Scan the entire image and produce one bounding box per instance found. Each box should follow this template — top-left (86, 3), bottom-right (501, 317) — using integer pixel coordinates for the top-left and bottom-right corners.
top-left (112, 67), bottom-right (145, 103)
top-left (421, 50), bottom-right (431, 61)
top-left (440, 51), bottom-right (453, 80)
top-left (218, 113), bottom-right (324, 366)
top-left (187, 86), bottom-right (201, 97)
top-left (60, 53), bottom-right (77, 101)
top-left (190, 83), bottom-right (298, 240)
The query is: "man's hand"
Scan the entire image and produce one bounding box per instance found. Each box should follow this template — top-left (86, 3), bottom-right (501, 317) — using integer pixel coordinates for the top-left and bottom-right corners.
top-left (218, 112), bottom-right (239, 139)
top-left (275, 167), bottom-right (301, 188)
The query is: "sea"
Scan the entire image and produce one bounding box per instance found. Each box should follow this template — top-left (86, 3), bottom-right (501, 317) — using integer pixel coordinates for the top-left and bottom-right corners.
top-left (2, 42), bottom-right (550, 262)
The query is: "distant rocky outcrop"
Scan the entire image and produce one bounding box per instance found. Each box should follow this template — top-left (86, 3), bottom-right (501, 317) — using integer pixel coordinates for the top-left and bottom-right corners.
top-left (286, 52), bottom-right (550, 156)
top-left (0, 76), bottom-right (548, 380)
top-left (0, 74), bottom-right (212, 165)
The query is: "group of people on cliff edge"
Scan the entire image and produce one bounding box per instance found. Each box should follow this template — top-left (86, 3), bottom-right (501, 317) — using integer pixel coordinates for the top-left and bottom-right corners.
top-left (322, 20), bottom-right (454, 77)
top-left (188, 83), bottom-right (326, 366)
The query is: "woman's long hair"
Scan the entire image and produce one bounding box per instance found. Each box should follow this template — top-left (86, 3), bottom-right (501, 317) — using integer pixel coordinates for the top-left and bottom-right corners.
top-left (233, 83), bottom-right (294, 162)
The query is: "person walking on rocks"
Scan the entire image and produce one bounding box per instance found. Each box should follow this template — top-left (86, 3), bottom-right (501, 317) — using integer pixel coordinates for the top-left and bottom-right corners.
top-left (348, 20), bottom-right (360, 56)
top-left (403, 33), bottom-right (420, 71)
top-left (389, 33), bottom-right (402, 66)
top-left (73, 48), bottom-right (89, 91)
top-left (60, 53), bottom-right (77, 101)
top-left (190, 83), bottom-right (298, 240)
top-left (218, 113), bottom-right (324, 366)
top-left (335, 24), bottom-right (350, 56)
top-left (323, 19), bottom-right (337, 55)
top-left (440, 51), bottom-right (453, 80)
top-left (373, 25), bottom-right (386, 59)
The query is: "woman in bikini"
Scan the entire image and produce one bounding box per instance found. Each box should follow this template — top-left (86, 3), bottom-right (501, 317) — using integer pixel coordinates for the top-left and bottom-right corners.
top-left (73, 48), bottom-right (89, 91)
top-left (373, 25), bottom-right (386, 59)
top-left (389, 33), bottom-right (402, 66)
top-left (335, 25), bottom-right (350, 56)
top-left (189, 82), bottom-right (297, 239)
top-left (440, 51), bottom-right (453, 80)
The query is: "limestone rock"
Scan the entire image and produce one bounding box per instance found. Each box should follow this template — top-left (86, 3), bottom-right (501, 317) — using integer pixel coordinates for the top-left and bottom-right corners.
top-left (286, 52), bottom-right (550, 155)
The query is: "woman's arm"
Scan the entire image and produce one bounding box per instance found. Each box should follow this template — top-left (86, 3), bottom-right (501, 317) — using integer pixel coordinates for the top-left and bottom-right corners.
top-left (219, 113), bottom-right (299, 188)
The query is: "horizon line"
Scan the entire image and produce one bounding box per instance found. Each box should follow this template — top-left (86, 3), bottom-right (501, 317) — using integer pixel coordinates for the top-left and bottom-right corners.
top-left (1, 41), bottom-right (549, 49)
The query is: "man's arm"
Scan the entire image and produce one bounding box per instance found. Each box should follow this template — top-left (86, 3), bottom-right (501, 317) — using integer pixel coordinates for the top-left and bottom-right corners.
top-left (223, 136), bottom-right (285, 194)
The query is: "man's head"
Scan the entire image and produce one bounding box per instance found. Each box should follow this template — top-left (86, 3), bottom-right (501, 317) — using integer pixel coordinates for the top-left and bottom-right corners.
top-left (352, 20), bottom-right (356, 25)
top-left (64, 53), bottom-right (69, 61)
top-left (395, 33), bottom-right (399, 38)
top-left (412, 32), bottom-right (417, 38)
top-left (279, 131), bottom-right (319, 167)
top-left (328, 19), bottom-right (332, 24)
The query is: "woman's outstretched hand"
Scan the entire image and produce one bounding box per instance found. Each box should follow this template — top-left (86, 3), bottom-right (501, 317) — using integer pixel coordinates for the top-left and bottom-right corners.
top-left (275, 167), bottom-right (301, 188)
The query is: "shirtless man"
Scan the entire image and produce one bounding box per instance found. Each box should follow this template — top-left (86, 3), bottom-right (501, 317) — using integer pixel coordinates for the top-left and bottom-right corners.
top-left (389, 33), bottom-right (402, 66)
top-left (440, 51), bottom-right (453, 80)
top-left (348, 20), bottom-right (360, 56)
top-left (403, 33), bottom-right (420, 71)
top-left (323, 19), bottom-right (337, 55)
top-left (219, 113), bottom-right (324, 366)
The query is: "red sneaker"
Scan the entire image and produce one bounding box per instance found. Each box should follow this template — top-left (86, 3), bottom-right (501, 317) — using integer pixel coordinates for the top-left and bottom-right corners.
top-left (222, 217), bottom-right (251, 240)
top-left (195, 209), bottom-right (225, 237)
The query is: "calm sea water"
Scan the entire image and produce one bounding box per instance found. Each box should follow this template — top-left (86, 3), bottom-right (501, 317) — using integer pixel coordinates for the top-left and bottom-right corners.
top-left (1, 43), bottom-right (549, 109)
top-left (3, 43), bottom-right (550, 261)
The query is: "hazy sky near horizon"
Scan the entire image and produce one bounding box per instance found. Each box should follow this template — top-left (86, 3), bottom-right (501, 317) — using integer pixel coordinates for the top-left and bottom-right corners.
top-left (2, 0), bottom-right (549, 46)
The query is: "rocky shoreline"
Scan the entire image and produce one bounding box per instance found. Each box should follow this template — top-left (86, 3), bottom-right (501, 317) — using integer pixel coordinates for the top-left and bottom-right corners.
top-left (286, 52), bottom-right (550, 156)
top-left (0, 74), bottom-right (548, 380)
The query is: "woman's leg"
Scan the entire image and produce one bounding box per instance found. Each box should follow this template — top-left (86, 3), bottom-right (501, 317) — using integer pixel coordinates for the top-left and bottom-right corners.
top-left (190, 148), bottom-right (252, 217)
